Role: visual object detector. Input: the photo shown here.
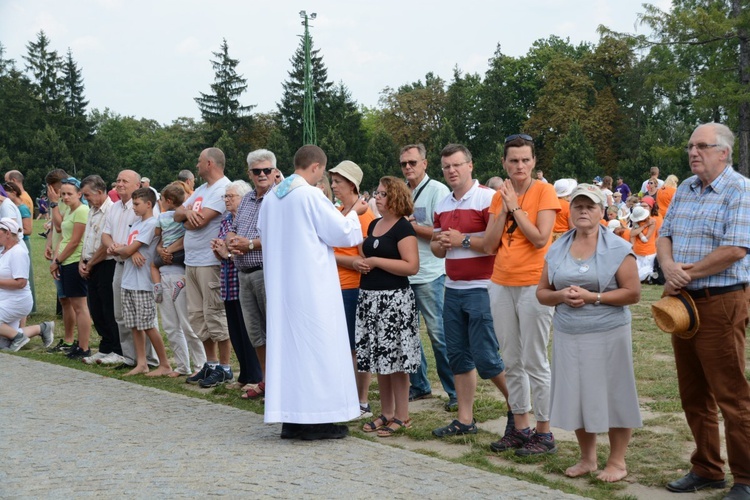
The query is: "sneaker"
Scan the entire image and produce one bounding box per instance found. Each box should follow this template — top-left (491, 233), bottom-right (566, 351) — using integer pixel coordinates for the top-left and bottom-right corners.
top-left (8, 333), bottom-right (30, 352)
top-left (358, 403), bottom-right (373, 420)
top-left (66, 346), bottom-right (92, 360)
top-left (40, 321), bottom-right (55, 348)
top-left (61, 341), bottom-right (78, 354)
top-left (153, 283), bottom-right (163, 304)
top-left (299, 423), bottom-right (348, 441)
top-left (97, 352), bottom-right (127, 365)
top-left (186, 363), bottom-right (213, 385)
top-left (83, 351), bottom-right (108, 365)
top-left (490, 427), bottom-right (532, 452)
top-left (46, 339), bottom-right (72, 353)
top-left (408, 387), bottom-right (432, 401)
top-left (199, 366), bottom-right (233, 388)
top-left (432, 419), bottom-right (478, 437)
top-left (172, 279), bottom-right (185, 301)
top-left (515, 431), bottom-right (557, 456)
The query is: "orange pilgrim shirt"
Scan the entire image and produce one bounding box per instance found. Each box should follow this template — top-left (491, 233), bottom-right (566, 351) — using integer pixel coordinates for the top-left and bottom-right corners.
top-left (334, 206), bottom-right (376, 289)
top-left (553, 198), bottom-right (571, 233)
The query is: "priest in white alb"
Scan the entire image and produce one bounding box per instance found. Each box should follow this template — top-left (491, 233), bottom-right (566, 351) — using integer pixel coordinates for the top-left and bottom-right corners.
top-left (259, 144), bottom-right (364, 440)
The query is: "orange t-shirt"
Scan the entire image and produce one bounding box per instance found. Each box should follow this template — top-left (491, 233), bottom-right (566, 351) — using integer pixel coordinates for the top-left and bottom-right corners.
top-left (631, 217), bottom-right (662, 256)
top-left (334, 207), bottom-right (376, 289)
top-left (618, 228), bottom-right (631, 241)
top-left (553, 198), bottom-right (570, 232)
top-left (489, 181), bottom-right (560, 286)
top-left (656, 186), bottom-right (676, 218)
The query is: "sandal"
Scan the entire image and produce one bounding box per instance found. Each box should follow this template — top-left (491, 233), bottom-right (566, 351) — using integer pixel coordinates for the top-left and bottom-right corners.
top-left (377, 418), bottom-right (412, 437)
top-left (240, 381), bottom-right (265, 399)
top-left (362, 414), bottom-right (389, 433)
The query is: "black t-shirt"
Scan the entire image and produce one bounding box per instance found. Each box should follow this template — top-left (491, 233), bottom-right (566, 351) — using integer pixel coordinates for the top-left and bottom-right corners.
top-left (360, 217), bottom-right (416, 291)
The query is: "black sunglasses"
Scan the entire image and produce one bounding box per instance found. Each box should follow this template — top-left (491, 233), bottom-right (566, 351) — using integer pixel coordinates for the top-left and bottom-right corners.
top-left (250, 168), bottom-right (273, 176)
top-left (399, 160), bottom-right (419, 168)
top-left (504, 134), bottom-right (533, 144)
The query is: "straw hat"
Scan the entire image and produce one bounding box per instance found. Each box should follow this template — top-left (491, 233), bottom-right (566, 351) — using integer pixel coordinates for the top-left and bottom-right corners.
top-left (651, 290), bottom-right (700, 339)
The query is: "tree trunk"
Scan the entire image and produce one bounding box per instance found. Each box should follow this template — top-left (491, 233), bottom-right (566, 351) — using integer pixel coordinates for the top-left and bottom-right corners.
top-left (733, 0), bottom-right (750, 176)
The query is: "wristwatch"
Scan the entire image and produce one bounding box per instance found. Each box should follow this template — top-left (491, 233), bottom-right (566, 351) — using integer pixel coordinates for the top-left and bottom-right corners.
top-left (594, 293), bottom-right (601, 306)
top-left (248, 239), bottom-right (255, 250)
top-left (49, 202), bottom-right (58, 209)
top-left (461, 235), bottom-right (471, 249)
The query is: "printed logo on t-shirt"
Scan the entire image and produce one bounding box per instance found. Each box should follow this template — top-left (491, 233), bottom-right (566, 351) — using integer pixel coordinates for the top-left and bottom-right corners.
top-left (192, 197), bottom-right (204, 211)
top-left (127, 229), bottom-right (139, 245)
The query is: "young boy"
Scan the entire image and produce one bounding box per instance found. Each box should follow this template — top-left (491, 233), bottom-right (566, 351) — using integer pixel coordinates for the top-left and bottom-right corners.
top-left (107, 188), bottom-right (172, 377)
top-left (150, 183), bottom-right (187, 304)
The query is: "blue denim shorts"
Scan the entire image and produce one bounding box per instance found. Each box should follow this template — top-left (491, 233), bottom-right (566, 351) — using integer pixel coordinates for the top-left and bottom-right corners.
top-left (443, 286), bottom-right (505, 378)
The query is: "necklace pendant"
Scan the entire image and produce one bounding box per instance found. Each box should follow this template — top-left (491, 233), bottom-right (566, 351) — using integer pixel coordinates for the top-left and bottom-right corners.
top-left (578, 264), bottom-right (589, 274)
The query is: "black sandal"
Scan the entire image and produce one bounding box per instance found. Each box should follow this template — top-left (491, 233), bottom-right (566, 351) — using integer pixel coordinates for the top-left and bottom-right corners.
top-left (362, 414), bottom-right (389, 433)
top-left (377, 418), bottom-right (412, 437)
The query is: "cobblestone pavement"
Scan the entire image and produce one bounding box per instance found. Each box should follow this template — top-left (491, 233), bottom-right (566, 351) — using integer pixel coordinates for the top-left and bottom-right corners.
top-left (1, 355), bottom-right (585, 499)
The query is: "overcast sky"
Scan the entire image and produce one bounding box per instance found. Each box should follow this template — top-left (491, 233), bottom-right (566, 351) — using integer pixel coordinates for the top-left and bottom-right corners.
top-left (0, 0), bottom-right (669, 125)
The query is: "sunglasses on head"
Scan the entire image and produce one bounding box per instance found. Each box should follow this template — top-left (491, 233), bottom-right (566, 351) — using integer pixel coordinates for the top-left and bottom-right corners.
top-left (504, 134), bottom-right (533, 144)
top-left (251, 168), bottom-right (273, 176)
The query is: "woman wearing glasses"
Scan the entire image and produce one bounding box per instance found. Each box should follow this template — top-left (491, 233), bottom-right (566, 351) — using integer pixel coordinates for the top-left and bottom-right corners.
top-left (50, 177), bottom-right (93, 360)
top-left (355, 176), bottom-right (419, 437)
top-left (537, 184), bottom-right (641, 482)
top-left (484, 134), bottom-right (560, 456)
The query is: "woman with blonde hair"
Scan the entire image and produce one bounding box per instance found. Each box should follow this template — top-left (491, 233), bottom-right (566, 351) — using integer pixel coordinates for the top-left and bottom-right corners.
top-left (656, 175), bottom-right (678, 217)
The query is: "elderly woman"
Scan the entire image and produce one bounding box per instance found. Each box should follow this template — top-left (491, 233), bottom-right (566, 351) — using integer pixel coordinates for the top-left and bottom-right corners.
top-left (210, 180), bottom-right (262, 392)
top-left (356, 176), bottom-right (420, 437)
top-left (537, 184), bottom-right (642, 482)
top-left (329, 161), bottom-right (376, 419)
top-left (0, 218), bottom-right (55, 351)
top-left (484, 134), bottom-right (560, 456)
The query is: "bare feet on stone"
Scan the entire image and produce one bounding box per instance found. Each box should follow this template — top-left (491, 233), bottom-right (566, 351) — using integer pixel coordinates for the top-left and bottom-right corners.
top-left (146, 366), bottom-right (174, 377)
top-left (596, 463), bottom-right (627, 482)
top-left (124, 366), bottom-right (149, 376)
top-left (565, 461), bottom-right (598, 478)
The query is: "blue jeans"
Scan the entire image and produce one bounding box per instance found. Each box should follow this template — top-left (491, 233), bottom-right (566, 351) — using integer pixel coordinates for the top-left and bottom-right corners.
top-left (409, 275), bottom-right (456, 400)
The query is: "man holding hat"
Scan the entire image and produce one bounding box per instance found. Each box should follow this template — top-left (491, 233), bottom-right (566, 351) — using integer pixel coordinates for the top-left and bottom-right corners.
top-left (657, 122), bottom-right (750, 499)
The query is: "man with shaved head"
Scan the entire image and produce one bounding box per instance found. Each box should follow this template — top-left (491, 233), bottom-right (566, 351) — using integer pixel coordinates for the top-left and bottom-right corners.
top-left (100, 169), bottom-right (159, 367)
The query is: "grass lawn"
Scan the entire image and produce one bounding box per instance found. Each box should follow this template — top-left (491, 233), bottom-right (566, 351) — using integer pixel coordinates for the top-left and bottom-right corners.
top-left (9, 219), bottom-right (750, 499)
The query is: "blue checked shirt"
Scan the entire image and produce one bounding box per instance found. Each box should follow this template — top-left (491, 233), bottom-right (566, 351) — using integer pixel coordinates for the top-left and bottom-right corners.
top-left (660, 166), bottom-right (750, 289)
top-left (218, 213), bottom-right (239, 302)
top-left (229, 190), bottom-right (263, 271)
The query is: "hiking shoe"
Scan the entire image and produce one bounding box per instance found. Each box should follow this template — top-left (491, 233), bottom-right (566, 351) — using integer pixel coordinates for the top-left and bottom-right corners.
top-left (199, 366), bottom-right (233, 388)
top-left (490, 427), bottom-right (532, 452)
top-left (40, 321), bottom-right (55, 348)
top-left (8, 333), bottom-right (30, 352)
top-left (299, 423), bottom-right (348, 441)
top-left (186, 363), bottom-right (213, 385)
top-left (153, 283), bottom-right (163, 304)
top-left (66, 346), bottom-right (92, 360)
top-left (172, 279), bottom-right (186, 301)
top-left (408, 388), bottom-right (432, 401)
top-left (515, 431), bottom-right (557, 456)
top-left (358, 403), bottom-right (373, 420)
top-left (432, 419), bottom-right (477, 437)
top-left (97, 352), bottom-right (127, 365)
top-left (83, 351), bottom-right (108, 365)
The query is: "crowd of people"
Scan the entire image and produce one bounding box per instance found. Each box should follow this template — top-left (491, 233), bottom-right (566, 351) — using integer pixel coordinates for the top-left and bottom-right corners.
top-left (3, 122), bottom-right (749, 499)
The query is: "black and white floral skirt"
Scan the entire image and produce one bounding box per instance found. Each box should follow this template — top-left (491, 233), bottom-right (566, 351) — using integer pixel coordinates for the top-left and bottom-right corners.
top-left (355, 287), bottom-right (420, 375)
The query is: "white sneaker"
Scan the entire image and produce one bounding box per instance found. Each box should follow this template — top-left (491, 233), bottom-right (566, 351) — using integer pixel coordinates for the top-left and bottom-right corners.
top-left (82, 351), bottom-right (108, 365)
top-left (97, 352), bottom-right (127, 365)
top-left (40, 321), bottom-right (55, 348)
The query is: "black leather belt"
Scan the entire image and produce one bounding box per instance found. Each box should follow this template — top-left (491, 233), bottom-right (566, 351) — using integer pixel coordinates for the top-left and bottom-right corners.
top-left (686, 283), bottom-right (746, 299)
top-left (239, 265), bottom-right (263, 274)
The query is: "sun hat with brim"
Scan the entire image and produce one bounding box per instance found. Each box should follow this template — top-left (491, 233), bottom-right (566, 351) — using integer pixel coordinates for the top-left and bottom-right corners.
top-left (329, 160), bottom-right (363, 194)
top-left (651, 290), bottom-right (700, 339)
top-left (607, 219), bottom-right (621, 232)
top-left (554, 178), bottom-right (577, 198)
top-left (569, 183), bottom-right (606, 206)
top-left (630, 206), bottom-right (649, 222)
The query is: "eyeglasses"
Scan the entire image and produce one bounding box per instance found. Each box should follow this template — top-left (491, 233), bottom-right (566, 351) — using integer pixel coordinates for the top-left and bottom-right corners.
top-left (373, 190), bottom-right (388, 198)
top-left (685, 143), bottom-right (719, 153)
top-left (504, 134), bottom-right (533, 144)
top-left (399, 160), bottom-right (419, 168)
top-left (61, 177), bottom-right (81, 189)
top-left (250, 168), bottom-right (273, 176)
top-left (441, 161), bottom-right (469, 171)
top-left (222, 194), bottom-right (239, 200)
